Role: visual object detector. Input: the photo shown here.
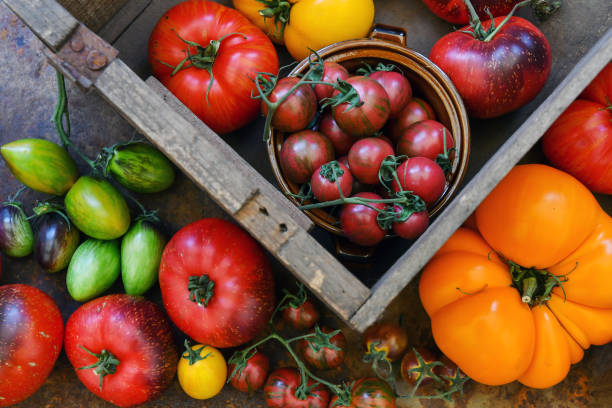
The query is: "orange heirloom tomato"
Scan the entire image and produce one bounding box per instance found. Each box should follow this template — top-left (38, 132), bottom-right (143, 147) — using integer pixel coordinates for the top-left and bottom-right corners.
top-left (419, 164), bottom-right (612, 388)
top-left (232, 0), bottom-right (375, 61)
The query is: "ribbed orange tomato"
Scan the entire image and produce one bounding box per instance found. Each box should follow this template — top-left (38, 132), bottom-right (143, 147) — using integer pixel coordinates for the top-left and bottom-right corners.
top-left (419, 164), bottom-right (612, 388)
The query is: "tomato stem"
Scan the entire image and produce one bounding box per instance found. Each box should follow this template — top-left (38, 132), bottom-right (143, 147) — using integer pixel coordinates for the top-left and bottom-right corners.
top-left (483, 0), bottom-right (531, 42)
top-left (256, 0), bottom-right (292, 37)
top-left (507, 260), bottom-right (570, 306)
top-left (182, 339), bottom-right (212, 365)
top-left (77, 345), bottom-right (120, 391)
top-left (461, 0), bottom-right (531, 42)
top-left (188, 274), bottom-right (215, 307)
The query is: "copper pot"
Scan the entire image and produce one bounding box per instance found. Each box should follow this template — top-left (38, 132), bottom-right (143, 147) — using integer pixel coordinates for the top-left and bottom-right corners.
top-left (267, 24), bottom-right (470, 243)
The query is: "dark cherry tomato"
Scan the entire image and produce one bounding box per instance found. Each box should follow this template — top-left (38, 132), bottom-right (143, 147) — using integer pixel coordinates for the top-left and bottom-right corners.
top-left (369, 70), bottom-right (412, 118)
top-left (434, 355), bottom-right (467, 386)
top-left (338, 156), bottom-right (372, 195)
top-left (363, 322), bottom-right (408, 362)
top-left (387, 98), bottom-right (437, 142)
top-left (340, 192), bottom-right (386, 247)
top-left (392, 206), bottom-right (429, 240)
top-left (332, 76), bottom-right (391, 138)
top-left (430, 16), bottom-right (551, 118)
top-left (280, 130), bottom-right (335, 184)
top-left (318, 111), bottom-right (356, 156)
top-left (400, 347), bottom-right (438, 386)
top-left (311, 161), bottom-right (353, 202)
top-left (329, 377), bottom-right (396, 408)
top-left (229, 350), bottom-right (270, 393)
top-left (348, 138), bottom-right (395, 185)
top-left (264, 367), bottom-right (330, 408)
top-left (263, 77), bottom-right (317, 133)
top-left (397, 120), bottom-right (454, 161)
top-left (314, 62), bottom-right (350, 102)
top-left (283, 298), bottom-right (320, 331)
top-left (392, 157), bottom-right (446, 206)
top-left (297, 327), bottom-right (346, 371)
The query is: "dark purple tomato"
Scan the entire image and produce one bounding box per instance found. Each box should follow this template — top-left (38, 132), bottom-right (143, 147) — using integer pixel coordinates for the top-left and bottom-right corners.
top-left (229, 350), bottom-right (270, 393)
top-left (392, 206), bottom-right (429, 240)
top-left (397, 120), bottom-right (454, 160)
top-left (35, 212), bottom-right (80, 273)
top-left (332, 76), bottom-right (391, 138)
top-left (296, 327), bottom-right (346, 371)
top-left (400, 347), bottom-right (439, 386)
top-left (340, 192), bottom-right (386, 247)
top-left (370, 70), bottom-right (412, 118)
top-left (318, 111), bottom-right (356, 156)
top-left (282, 298), bottom-right (320, 331)
top-left (263, 77), bottom-right (317, 132)
top-left (388, 98), bottom-right (437, 142)
top-left (348, 138), bottom-right (395, 185)
top-left (314, 62), bottom-right (350, 102)
top-left (311, 161), bottom-right (353, 202)
top-left (392, 157), bottom-right (446, 206)
top-left (280, 130), bottom-right (335, 184)
top-left (0, 203), bottom-right (33, 258)
top-left (429, 16), bottom-right (551, 118)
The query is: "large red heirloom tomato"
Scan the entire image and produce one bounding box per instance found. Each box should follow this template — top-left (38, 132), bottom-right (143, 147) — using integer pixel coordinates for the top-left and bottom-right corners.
top-left (148, 0), bottom-right (279, 134)
top-left (542, 62), bottom-right (612, 194)
top-left (421, 0), bottom-right (521, 24)
top-left (64, 295), bottom-right (177, 407)
top-left (419, 164), bottom-right (612, 388)
top-left (159, 218), bottom-right (275, 348)
top-left (0, 284), bottom-right (63, 407)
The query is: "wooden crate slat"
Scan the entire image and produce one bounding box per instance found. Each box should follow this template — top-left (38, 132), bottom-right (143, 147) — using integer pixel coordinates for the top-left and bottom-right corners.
top-left (3, 0), bottom-right (78, 51)
top-left (349, 27), bottom-right (612, 332)
top-left (94, 59), bottom-right (370, 323)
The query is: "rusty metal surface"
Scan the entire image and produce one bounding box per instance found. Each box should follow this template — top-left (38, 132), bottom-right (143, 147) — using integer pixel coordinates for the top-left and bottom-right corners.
top-left (1, 1), bottom-right (612, 408)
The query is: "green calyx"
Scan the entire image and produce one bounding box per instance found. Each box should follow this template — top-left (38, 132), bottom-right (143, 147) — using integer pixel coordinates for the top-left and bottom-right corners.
top-left (435, 128), bottom-right (455, 175)
top-left (31, 201), bottom-right (72, 229)
top-left (161, 31), bottom-right (246, 104)
top-left (307, 326), bottom-right (342, 353)
top-left (188, 274), bottom-right (215, 307)
top-left (321, 79), bottom-right (364, 111)
top-left (319, 161), bottom-right (344, 183)
top-left (461, 0), bottom-right (531, 42)
top-left (530, 0), bottom-right (562, 21)
top-left (356, 62), bottom-right (398, 76)
top-left (78, 345), bottom-right (120, 391)
top-left (182, 339), bottom-right (211, 365)
top-left (257, 0), bottom-right (291, 35)
top-left (508, 260), bottom-right (570, 306)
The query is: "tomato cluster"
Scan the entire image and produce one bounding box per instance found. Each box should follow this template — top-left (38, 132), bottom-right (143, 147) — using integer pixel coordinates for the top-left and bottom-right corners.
top-left (268, 59), bottom-right (456, 247)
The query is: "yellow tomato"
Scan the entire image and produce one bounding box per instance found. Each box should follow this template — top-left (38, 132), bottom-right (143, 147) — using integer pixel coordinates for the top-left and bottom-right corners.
top-left (177, 342), bottom-right (227, 400)
top-left (233, 0), bottom-right (375, 61)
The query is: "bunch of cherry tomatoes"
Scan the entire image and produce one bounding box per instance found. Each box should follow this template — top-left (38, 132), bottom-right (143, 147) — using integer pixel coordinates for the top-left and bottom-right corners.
top-left (263, 58), bottom-right (455, 247)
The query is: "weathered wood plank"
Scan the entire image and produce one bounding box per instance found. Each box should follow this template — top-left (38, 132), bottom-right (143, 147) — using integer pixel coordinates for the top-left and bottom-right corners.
top-left (58, 0), bottom-right (128, 32)
top-left (98, 0), bottom-right (151, 44)
top-left (145, 75), bottom-right (312, 231)
top-left (94, 59), bottom-right (370, 323)
top-left (350, 27), bottom-right (612, 332)
top-left (3, 0), bottom-right (78, 51)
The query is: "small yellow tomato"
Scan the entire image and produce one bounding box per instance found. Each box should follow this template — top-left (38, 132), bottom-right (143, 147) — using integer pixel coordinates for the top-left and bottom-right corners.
top-left (177, 341), bottom-right (227, 400)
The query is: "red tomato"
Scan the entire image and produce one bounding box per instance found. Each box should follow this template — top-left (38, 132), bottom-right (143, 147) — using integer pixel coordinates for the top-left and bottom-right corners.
top-left (313, 62), bottom-right (350, 102)
top-left (159, 218), bottom-right (275, 348)
top-left (64, 295), bottom-right (177, 407)
top-left (329, 377), bottom-right (396, 408)
top-left (296, 327), bottom-right (347, 370)
top-left (363, 322), bottom-right (408, 363)
top-left (283, 298), bottom-right (320, 331)
top-left (392, 207), bottom-right (429, 240)
top-left (280, 130), bottom-right (335, 184)
top-left (264, 368), bottom-right (330, 408)
top-left (263, 77), bottom-right (318, 133)
top-left (422, 0), bottom-right (521, 24)
top-left (338, 156), bottom-right (373, 195)
top-left (369, 70), bottom-right (412, 118)
top-left (542, 99), bottom-right (612, 193)
top-left (311, 161), bottom-right (353, 202)
top-left (229, 350), bottom-right (270, 393)
top-left (387, 98), bottom-right (436, 142)
top-left (348, 138), bottom-right (395, 184)
top-left (318, 111), bottom-right (356, 156)
top-left (0, 284), bottom-right (63, 407)
top-left (392, 157), bottom-right (446, 206)
top-left (430, 16), bottom-right (551, 118)
top-left (148, 0), bottom-right (278, 134)
top-left (340, 192), bottom-right (386, 247)
top-left (332, 76), bottom-right (391, 138)
top-left (397, 120), bottom-right (454, 160)
top-left (581, 62), bottom-right (612, 106)
top-left (400, 347), bottom-right (438, 386)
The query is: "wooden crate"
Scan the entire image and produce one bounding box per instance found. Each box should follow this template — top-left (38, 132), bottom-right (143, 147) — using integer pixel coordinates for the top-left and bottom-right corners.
top-left (4, 0), bottom-right (611, 333)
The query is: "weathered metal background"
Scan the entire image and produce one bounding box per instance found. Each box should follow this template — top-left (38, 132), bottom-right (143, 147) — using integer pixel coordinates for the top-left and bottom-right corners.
top-left (0, 0), bottom-right (611, 407)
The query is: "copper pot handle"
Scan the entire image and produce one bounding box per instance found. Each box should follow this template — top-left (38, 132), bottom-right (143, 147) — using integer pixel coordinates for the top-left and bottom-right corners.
top-left (368, 24), bottom-right (407, 46)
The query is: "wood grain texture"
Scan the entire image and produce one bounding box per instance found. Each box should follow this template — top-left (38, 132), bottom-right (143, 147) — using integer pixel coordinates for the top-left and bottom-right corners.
top-left (93, 60), bottom-right (369, 323)
top-left (349, 28), bottom-right (612, 332)
top-left (3, 0), bottom-right (78, 51)
top-left (58, 0), bottom-right (128, 32)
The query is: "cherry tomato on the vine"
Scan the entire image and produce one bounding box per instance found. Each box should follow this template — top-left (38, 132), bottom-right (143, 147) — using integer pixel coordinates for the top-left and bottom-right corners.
top-left (387, 98), bottom-right (437, 142)
top-left (229, 350), bottom-right (270, 393)
top-left (311, 161), bottom-right (353, 203)
top-left (340, 192), bottom-right (386, 247)
top-left (283, 298), bottom-right (320, 331)
top-left (348, 138), bottom-right (395, 185)
top-left (369, 69), bottom-right (412, 118)
top-left (363, 322), bottom-right (408, 363)
top-left (329, 377), bottom-right (396, 408)
top-left (280, 130), bottom-right (335, 184)
top-left (264, 77), bottom-right (317, 133)
top-left (264, 367), bottom-right (330, 408)
top-left (392, 157), bottom-right (446, 206)
top-left (318, 112), bottom-right (356, 156)
top-left (397, 120), bottom-right (454, 161)
top-left (297, 327), bottom-right (347, 371)
top-left (178, 341), bottom-right (227, 400)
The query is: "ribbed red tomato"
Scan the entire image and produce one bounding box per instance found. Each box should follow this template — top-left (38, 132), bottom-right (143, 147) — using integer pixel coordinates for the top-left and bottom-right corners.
top-left (0, 284), bottom-right (63, 407)
top-left (159, 218), bottom-right (275, 348)
top-left (542, 62), bottom-right (612, 194)
top-left (148, 0), bottom-right (278, 134)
